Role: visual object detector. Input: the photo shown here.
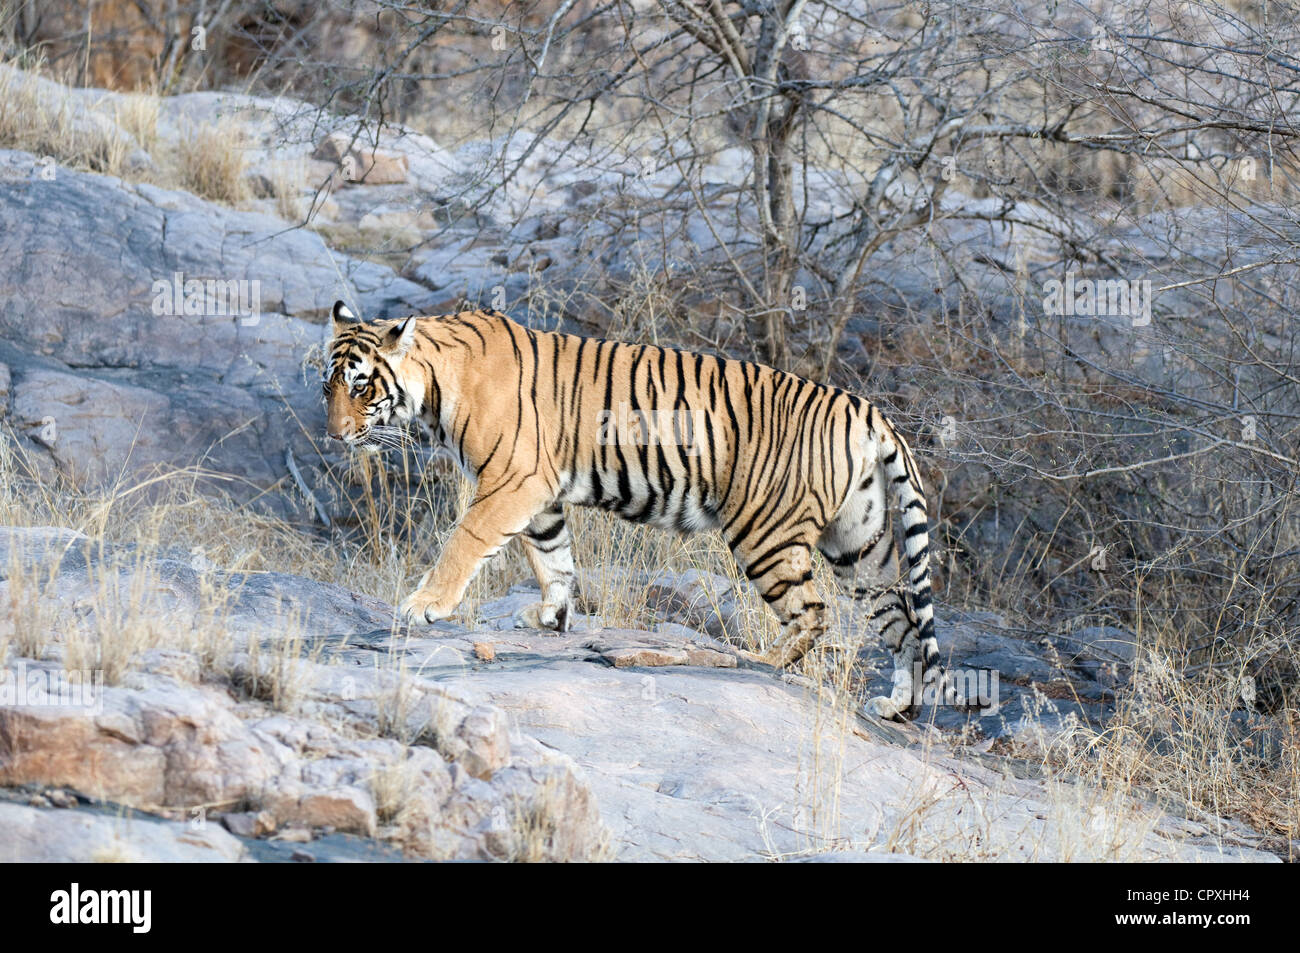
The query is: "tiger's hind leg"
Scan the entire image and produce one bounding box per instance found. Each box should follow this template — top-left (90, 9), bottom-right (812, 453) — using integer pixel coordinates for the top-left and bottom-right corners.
top-left (819, 472), bottom-right (922, 720)
top-left (728, 533), bottom-right (827, 669)
top-left (515, 503), bottom-right (575, 632)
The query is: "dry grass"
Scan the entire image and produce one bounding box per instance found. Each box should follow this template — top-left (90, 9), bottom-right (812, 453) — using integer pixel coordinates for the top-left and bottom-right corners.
top-left (307, 222), bottom-right (422, 273)
top-left (113, 90), bottom-right (159, 153)
top-left (372, 669), bottom-right (429, 745)
top-left (230, 605), bottom-right (310, 712)
top-left (178, 573), bottom-right (238, 672)
top-left (874, 762), bottom-right (1167, 862)
top-left (1056, 647), bottom-right (1299, 860)
top-left (504, 776), bottom-right (569, 863)
top-left (172, 116), bottom-right (249, 204)
top-left (790, 627), bottom-right (866, 851)
top-left (370, 757), bottom-right (420, 827)
top-left (269, 159), bottom-right (306, 222)
top-left (0, 58), bottom-right (133, 176)
top-left (0, 57), bottom-right (252, 206)
top-left (0, 440), bottom-right (311, 692)
top-left (1, 546), bottom-right (61, 662)
top-left (89, 841), bottom-right (138, 863)
top-left (4, 427), bottom-right (1293, 858)
top-left (62, 557), bottom-right (169, 685)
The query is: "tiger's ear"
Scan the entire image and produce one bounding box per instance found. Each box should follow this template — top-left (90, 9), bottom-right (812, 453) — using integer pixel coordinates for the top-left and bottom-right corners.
top-left (380, 315), bottom-right (416, 358)
top-left (332, 300), bottom-right (360, 338)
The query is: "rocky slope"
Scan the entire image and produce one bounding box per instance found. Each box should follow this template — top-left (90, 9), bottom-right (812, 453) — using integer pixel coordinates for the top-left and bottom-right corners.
top-left (0, 66), bottom-right (1285, 862)
top-left (0, 63), bottom-right (1225, 509)
top-left (0, 527), bottom-right (1276, 862)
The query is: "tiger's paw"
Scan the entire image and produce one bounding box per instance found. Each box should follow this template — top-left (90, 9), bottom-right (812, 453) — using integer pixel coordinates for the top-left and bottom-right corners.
top-left (513, 600), bottom-right (570, 633)
top-left (398, 589), bottom-right (450, 626)
top-left (760, 634), bottom-right (814, 670)
top-left (866, 695), bottom-right (916, 722)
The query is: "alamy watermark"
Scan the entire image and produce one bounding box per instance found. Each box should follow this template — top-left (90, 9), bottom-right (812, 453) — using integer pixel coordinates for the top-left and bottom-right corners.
top-left (151, 272), bottom-right (261, 326)
top-left (1042, 272), bottom-right (1152, 326)
top-left (50, 883), bottom-right (151, 933)
top-left (912, 663), bottom-right (1001, 714)
top-left (0, 662), bottom-right (104, 713)
top-left (597, 402), bottom-right (708, 457)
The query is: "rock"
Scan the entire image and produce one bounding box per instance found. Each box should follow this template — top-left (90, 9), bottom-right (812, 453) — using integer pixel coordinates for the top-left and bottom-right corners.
top-left (124, 149), bottom-right (155, 175)
top-left (449, 706), bottom-right (511, 781)
top-left (11, 368), bottom-right (181, 486)
top-left (220, 810), bottom-right (276, 838)
top-left (684, 647), bottom-right (738, 668)
top-left (313, 132), bottom-right (410, 186)
top-left (47, 785), bottom-right (79, 806)
top-left (0, 144), bottom-right (440, 506)
top-left (599, 644), bottom-right (690, 668)
top-left (1055, 625), bottom-right (1139, 691)
top-left (437, 593), bottom-right (1273, 862)
top-left (0, 529), bottom-right (1282, 862)
top-left (0, 800), bottom-right (246, 862)
top-left (576, 568), bottom-right (747, 643)
top-left (0, 530), bottom-right (607, 861)
top-left (274, 828), bottom-right (313, 844)
top-left (137, 649), bottom-right (202, 684)
top-left (585, 631), bottom-right (738, 669)
top-left (796, 850), bottom-right (928, 863)
top-left (1069, 625), bottom-right (1138, 663)
top-left (295, 787), bottom-right (376, 836)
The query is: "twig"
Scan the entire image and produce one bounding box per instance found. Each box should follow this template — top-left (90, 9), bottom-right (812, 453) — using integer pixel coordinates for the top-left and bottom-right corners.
top-left (286, 449), bottom-right (331, 527)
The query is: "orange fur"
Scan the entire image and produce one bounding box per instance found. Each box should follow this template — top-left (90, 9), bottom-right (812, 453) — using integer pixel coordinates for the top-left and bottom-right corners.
top-left (324, 302), bottom-right (963, 718)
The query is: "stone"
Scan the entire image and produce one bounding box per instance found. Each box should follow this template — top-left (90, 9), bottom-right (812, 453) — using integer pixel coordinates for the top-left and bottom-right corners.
top-left (295, 788), bottom-right (376, 836)
top-left (220, 810), bottom-right (276, 838)
top-left (0, 530), bottom-right (607, 861)
top-left (313, 132), bottom-right (410, 186)
top-left (47, 789), bottom-right (78, 809)
top-left (602, 644), bottom-right (689, 668)
top-left (0, 526), bottom-right (1283, 862)
top-left (0, 144), bottom-right (439, 508)
top-left (1069, 625), bottom-right (1138, 663)
top-left (0, 800), bottom-right (246, 862)
top-left (796, 850), bottom-right (928, 862)
top-left (274, 828), bottom-right (313, 844)
top-left (583, 629), bottom-right (742, 669)
top-left (452, 707), bottom-right (511, 781)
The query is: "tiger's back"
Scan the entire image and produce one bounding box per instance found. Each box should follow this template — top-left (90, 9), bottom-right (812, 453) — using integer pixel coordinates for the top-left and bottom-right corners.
top-left (325, 303), bottom-right (962, 718)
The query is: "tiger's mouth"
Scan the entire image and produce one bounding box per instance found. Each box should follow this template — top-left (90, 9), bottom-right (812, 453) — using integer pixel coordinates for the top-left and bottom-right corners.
top-left (350, 426), bottom-right (381, 452)
top-left (335, 421), bottom-right (412, 453)
top-left (329, 421), bottom-right (376, 450)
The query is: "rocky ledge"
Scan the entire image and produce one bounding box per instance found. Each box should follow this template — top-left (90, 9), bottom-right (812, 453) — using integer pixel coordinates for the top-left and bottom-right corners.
top-left (0, 527), bottom-right (1277, 862)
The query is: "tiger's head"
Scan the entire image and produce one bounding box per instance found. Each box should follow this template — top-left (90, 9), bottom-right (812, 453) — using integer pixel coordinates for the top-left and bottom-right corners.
top-left (323, 300), bottom-right (417, 449)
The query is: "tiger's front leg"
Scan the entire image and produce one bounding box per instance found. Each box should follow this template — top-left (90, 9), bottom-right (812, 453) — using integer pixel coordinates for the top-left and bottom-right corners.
top-left (399, 488), bottom-right (548, 626)
top-left (514, 504), bottom-right (575, 632)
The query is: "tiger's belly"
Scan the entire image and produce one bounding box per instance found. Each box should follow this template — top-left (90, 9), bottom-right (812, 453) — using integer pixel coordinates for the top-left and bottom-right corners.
top-left (561, 465), bottom-right (720, 534)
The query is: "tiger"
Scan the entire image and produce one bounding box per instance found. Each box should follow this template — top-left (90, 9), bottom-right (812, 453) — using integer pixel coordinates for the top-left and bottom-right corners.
top-left (323, 300), bottom-right (965, 719)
